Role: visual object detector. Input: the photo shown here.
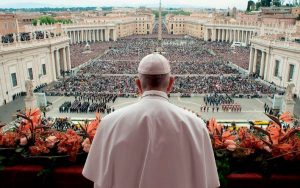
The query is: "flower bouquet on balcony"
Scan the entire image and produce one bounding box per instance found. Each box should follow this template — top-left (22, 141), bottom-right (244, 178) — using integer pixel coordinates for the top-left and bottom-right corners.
top-left (0, 108), bottom-right (100, 166)
top-left (208, 112), bottom-right (300, 184)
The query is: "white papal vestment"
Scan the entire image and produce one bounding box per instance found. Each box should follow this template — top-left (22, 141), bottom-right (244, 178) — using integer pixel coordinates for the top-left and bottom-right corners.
top-left (83, 90), bottom-right (220, 188)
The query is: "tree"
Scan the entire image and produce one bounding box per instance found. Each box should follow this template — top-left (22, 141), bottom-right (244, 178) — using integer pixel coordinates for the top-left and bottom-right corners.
top-left (247, 0), bottom-right (255, 11)
top-left (273, 0), bottom-right (282, 6)
top-left (32, 16), bottom-right (72, 26)
top-left (256, 1), bottom-right (262, 10)
top-left (261, 0), bottom-right (272, 7)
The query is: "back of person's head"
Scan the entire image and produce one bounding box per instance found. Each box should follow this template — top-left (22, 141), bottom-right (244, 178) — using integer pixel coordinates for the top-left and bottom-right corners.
top-left (136, 53), bottom-right (174, 93)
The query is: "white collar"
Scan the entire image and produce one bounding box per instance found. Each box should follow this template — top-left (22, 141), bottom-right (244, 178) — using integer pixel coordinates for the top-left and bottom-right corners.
top-left (141, 90), bottom-right (169, 101)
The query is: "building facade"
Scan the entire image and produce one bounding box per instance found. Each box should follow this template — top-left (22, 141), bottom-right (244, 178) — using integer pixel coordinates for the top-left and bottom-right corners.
top-left (165, 13), bottom-right (212, 37)
top-left (24, 12), bottom-right (155, 44)
top-left (0, 13), bottom-right (17, 35)
top-left (249, 36), bottom-right (300, 97)
top-left (0, 32), bottom-right (70, 105)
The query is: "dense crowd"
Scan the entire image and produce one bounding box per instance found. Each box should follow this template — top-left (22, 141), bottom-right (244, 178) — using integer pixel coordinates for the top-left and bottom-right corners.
top-left (44, 74), bottom-right (277, 97)
top-left (43, 36), bottom-right (280, 112)
top-left (69, 37), bottom-right (250, 71)
top-left (70, 42), bottom-right (111, 68)
top-left (79, 60), bottom-right (239, 75)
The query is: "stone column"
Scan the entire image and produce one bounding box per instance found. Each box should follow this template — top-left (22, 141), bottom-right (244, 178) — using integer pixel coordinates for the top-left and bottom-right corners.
top-left (74, 31), bottom-right (77, 43)
top-left (81, 30), bottom-right (84, 42)
top-left (237, 30), bottom-right (240, 42)
top-left (85, 30), bottom-right (88, 42)
top-left (259, 51), bottom-right (266, 78)
top-left (77, 31), bottom-right (80, 43)
top-left (75, 31), bottom-right (77, 43)
top-left (73, 31), bottom-right (75, 44)
top-left (90, 30), bottom-right (93, 42)
top-left (204, 28), bottom-right (208, 41)
top-left (222, 29), bottom-right (224, 41)
top-left (226, 29), bottom-right (229, 41)
top-left (89, 30), bottom-right (92, 41)
top-left (100, 29), bottom-right (103, 41)
top-left (68, 31), bottom-right (72, 44)
top-left (241, 31), bottom-right (244, 43)
top-left (92, 30), bottom-right (94, 42)
top-left (264, 52), bottom-right (270, 81)
top-left (51, 51), bottom-right (57, 81)
top-left (229, 30), bottom-right (232, 42)
top-left (55, 50), bottom-right (61, 78)
top-left (96, 29), bottom-right (99, 41)
top-left (212, 29), bottom-right (216, 41)
top-left (233, 30), bottom-right (236, 42)
top-left (113, 29), bottom-right (117, 41)
top-left (66, 46), bottom-right (71, 70)
top-left (105, 29), bottom-right (109, 41)
top-left (253, 49), bottom-right (258, 73)
top-left (218, 29), bottom-right (221, 41)
top-left (249, 47), bottom-right (254, 73)
top-left (63, 47), bottom-right (67, 71)
top-left (70, 31), bottom-right (73, 44)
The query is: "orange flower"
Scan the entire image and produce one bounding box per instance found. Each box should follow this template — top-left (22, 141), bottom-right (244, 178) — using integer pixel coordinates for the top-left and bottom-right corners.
top-left (208, 118), bottom-right (221, 134)
top-left (222, 130), bottom-right (236, 141)
top-left (0, 132), bottom-right (18, 147)
top-left (29, 139), bottom-right (50, 155)
top-left (56, 129), bottom-right (82, 161)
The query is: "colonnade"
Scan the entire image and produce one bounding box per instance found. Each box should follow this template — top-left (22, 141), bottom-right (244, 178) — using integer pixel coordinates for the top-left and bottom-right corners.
top-left (51, 46), bottom-right (71, 80)
top-left (248, 47), bottom-right (270, 79)
top-left (205, 28), bottom-right (256, 44)
top-left (67, 28), bottom-right (117, 44)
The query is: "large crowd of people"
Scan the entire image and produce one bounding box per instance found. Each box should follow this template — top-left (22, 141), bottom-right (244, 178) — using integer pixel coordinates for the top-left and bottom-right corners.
top-left (42, 36), bottom-right (282, 114)
top-left (70, 42), bottom-right (111, 68)
top-left (44, 74), bottom-right (277, 97)
top-left (79, 60), bottom-right (239, 75)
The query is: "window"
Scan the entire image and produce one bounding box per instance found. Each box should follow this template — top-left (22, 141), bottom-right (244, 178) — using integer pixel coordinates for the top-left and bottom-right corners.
top-left (28, 68), bottom-right (33, 80)
top-left (288, 64), bottom-right (295, 81)
top-left (274, 60), bottom-right (280, 77)
top-left (42, 64), bottom-right (47, 75)
top-left (11, 73), bottom-right (17, 87)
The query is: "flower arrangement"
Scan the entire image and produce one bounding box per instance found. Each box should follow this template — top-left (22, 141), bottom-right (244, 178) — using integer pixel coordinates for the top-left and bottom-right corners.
top-left (0, 108), bottom-right (100, 163)
top-left (208, 112), bottom-right (300, 160)
top-left (1, 107), bottom-right (300, 187)
top-left (208, 112), bottom-right (300, 185)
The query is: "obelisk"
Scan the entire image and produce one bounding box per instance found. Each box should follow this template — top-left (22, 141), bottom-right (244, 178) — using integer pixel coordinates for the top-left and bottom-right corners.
top-left (156, 0), bottom-right (163, 53)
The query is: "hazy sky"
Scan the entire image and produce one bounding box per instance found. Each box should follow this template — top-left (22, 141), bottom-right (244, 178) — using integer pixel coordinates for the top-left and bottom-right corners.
top-left (0, 0), bottom-right (250, 9)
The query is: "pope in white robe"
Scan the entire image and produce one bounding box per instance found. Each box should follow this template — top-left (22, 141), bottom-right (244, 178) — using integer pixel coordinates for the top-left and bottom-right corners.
top-left (83, 53), bottom-right (220, 188)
